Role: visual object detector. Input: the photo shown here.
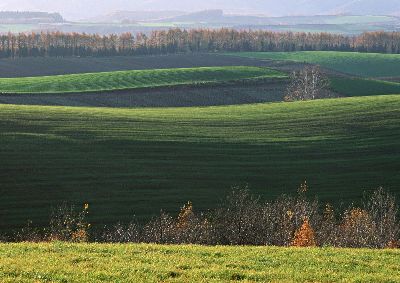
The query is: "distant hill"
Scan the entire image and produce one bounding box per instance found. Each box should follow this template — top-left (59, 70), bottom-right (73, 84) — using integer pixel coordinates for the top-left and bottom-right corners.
top-left (160, 10), bottom-right (399, 25)
top-left (164, 10), bottom-right (224, 23)
top-left (144, 0), bottom-right (400, 17)
top-left (88, 11), bottom-right (186, 23)
top-left (0, 11), bottom-right (64, 24)
top-left (90, 9), bottom-right (396, 27)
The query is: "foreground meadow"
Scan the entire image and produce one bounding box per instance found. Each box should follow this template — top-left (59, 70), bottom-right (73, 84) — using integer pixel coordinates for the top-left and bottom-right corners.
top-left (0, 243), bottom-right (399, 282)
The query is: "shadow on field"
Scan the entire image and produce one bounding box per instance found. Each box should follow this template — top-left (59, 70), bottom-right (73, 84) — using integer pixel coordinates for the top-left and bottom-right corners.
top-left (0, 81), bottom-right (288, 107)
top-left (0, 53), bottom-right (273, 78)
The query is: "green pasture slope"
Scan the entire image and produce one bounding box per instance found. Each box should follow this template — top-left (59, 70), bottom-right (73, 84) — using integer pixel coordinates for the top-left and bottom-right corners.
top-left (331, 77), bottom-right (400, 97)
top-left (0, 95), bottom-right (399, 229)
top-left (0, 243), bottom-right (399, 282)
top-left (0, 66), bottom-right (284, 94)
top-left (228, 51), bottom-right (400, 77)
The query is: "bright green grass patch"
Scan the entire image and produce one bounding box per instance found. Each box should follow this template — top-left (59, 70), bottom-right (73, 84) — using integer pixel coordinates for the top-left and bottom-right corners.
top-left (0, 243), bottom-right (399, 282)
top-left (0, 95), bottom-right (399, 229)
top-left (331, 77), bottom-right (400, 97)
top-left (227, 51), bottom-right (400, 77)
top-left (0, 66), bottom-right (284, 94)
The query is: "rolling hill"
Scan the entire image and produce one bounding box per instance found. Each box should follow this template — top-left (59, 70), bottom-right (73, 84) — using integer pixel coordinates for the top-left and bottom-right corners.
top-left (0, 66), bottom-right (283, 94)
top-left (228, 51), bottom-right (400, 78)
top-left (0, 95), bottom-right (399, 229)
top-left (0, 11), bottom-right (64, 24)
top-left (228, 51), bottom-right (400, 96)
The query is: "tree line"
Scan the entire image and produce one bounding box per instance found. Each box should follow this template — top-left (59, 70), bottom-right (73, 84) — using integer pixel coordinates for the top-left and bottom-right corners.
top-left (0, 29), bottom-right (399, 58)
top-left (4, 185), bottom-right (399, 249)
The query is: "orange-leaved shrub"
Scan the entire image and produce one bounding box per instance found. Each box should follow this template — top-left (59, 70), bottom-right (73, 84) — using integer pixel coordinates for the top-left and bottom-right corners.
top-left (387, 240), bottom-right (400, 249)
top-left (291, 217), bottom-right (317, 247)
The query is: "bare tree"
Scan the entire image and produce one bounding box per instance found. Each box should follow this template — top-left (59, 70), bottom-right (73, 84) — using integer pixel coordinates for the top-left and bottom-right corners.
top-left (363, 187), bottom-right (399, 248)
top-left (284, 66), bottom-right (330, 101)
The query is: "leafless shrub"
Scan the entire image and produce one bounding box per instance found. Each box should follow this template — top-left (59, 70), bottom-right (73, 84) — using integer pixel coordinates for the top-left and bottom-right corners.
top-left (210, 183), bottom-right (320, 246)
top-left (334, 189), bottom-right (400, 248)
top-left (264, 182), bottom-right (320, 246)
top-left (5, 186), bottom-right (399, 248)
top-left (142, 210), bottom-right (176, 244)
top-left (100, 221), bottom-right (141, 243)
top-left (337, 207), bottom-right (376, 248)
top-left (316, 203), bottom-right (339, 246)
top-left (13, 220), bottom-right (45, 242)
top-left (363, 187), bottom-right (399, 248)
top-left (174, 202), bottom-right (214, 245)
top-left (284, 66), bottom-right (331, 101)
top-left (48, 203), bottom-right (90, 242)
top-left (0, 234), bottom-right (7, 242)
top-left (266, 195), bottom-right (297, 246)
top-left (100, 203), bottom-right (214, 245)
top-left (211, 187), bottom-right (263, 245)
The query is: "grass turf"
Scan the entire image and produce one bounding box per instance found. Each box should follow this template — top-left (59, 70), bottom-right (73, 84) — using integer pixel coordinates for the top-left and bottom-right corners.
top-left (331, 77), bottom-right (400, 97)
top-left (227, 51), bottom-right (400, 77)
top-left (0, 66), bottom-right (284, 94)
top-left (0, 243), bottom-right (399, 282)
top-left (0, 95), bottom-right (399, 230)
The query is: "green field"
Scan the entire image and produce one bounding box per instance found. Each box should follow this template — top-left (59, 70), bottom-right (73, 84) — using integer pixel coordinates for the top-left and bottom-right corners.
top-left (228, 51), bottom-right (400, 77)
top-left (0, 243), bottom-right (399, 282)
top-left (331, 77), bottom-right (400, 97)
top-left (1, 95), bottom-right (399, 229)
top-left (0, 66), bottom-right (284, 94)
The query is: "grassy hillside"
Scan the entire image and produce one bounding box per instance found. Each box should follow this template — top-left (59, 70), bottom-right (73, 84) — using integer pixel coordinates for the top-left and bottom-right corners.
top-left (227, 51), bottom-right (400, 77)
top-left (0, 243), bottom-right (399, 282)
top-left (331, 77), bottom-right (400, 97)
top-left (0, 66), bottom-right (284, 94)
top-left (0, 95), bottom-right (399, 229)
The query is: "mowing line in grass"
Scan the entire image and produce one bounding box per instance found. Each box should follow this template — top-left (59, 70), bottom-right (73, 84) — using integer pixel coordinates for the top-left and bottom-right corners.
top-left (0, 66), bottom-right (285, 94)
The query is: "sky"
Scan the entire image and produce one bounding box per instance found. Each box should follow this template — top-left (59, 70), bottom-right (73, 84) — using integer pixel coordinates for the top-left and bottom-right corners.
top-left (0, 0), bottom-right (398, 20)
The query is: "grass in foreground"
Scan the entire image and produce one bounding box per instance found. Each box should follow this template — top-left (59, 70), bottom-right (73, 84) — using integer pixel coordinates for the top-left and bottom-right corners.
top-left (0, 66), bottom-right (284, 94)
top-left (0, 243), bottom-right (399, 282)
top-left (227, 51), bottom-right (400, 77)
top-left (0, 95), bottom-right (399, 230)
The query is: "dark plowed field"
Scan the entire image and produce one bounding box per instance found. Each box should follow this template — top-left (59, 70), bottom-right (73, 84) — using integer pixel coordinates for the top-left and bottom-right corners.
top-left (0, 81), bottom-right (287, 107)
top-left (0, 53), bottom-right (274, 78)
top-left (0, 53), bottom-right (327, 107)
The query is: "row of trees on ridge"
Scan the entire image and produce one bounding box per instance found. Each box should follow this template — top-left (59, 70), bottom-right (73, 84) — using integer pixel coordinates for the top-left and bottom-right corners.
top-left (0, 29), bottom-right (399, 58)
